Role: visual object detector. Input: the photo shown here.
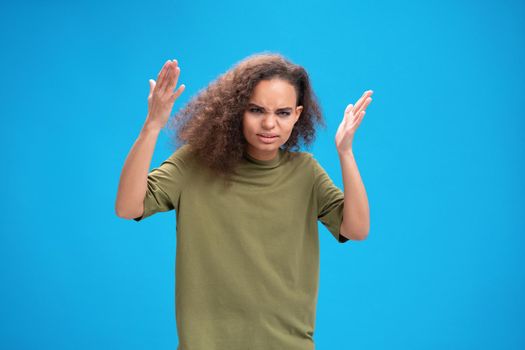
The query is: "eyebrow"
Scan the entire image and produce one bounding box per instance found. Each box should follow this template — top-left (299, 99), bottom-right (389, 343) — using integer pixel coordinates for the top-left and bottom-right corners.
top-left (248, 103), bottom-right (293, 111)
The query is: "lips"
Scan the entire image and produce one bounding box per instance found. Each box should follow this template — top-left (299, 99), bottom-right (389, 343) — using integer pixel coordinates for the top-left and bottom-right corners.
top-left (257, 134), bottom-right (278, 143)
top-left (257, 133), bottom-right (278, 138)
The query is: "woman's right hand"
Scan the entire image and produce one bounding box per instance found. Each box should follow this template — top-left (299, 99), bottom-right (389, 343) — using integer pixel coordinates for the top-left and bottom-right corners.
top-left (145, 59), bottom-right (186, 130)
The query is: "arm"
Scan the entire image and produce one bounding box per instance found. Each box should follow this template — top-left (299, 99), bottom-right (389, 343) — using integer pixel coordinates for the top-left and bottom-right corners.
top-left (115, 58), bottom-right (186, 219)
top-left (338, 151), bottom-right (370, 240)
top-left (115, 123), bottom-right (162, 219)
top-left (335, 89), bottom-right (373, 240)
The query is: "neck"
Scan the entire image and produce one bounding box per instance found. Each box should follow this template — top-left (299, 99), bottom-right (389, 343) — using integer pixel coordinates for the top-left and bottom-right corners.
top-left (245, 147), bottom-right (279, 161)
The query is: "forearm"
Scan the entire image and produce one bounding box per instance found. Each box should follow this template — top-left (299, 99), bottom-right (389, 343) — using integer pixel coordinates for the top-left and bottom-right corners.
top-left (115, 120), bottom-right (162, 218)
top-left (338, 150), bottom-right (370, 240)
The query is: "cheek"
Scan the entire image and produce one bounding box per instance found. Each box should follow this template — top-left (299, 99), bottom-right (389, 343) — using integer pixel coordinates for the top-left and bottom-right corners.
top-left (244, 114), bottom-right (260, 127)
top-left (241, 116), bottom-right (254, 137)
top-left (283, 120), bottom-right (297, 134)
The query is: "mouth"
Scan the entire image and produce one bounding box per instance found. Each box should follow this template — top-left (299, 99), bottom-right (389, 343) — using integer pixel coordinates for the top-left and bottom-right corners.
top-left (257, 134), bottom-right (279, 143)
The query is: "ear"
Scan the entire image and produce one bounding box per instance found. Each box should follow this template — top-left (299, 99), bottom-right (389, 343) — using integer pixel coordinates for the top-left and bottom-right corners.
top-left (295, 105), bottom-right (303, 122)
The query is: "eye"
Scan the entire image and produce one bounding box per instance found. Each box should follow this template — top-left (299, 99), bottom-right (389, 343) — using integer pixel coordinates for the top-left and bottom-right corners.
top-left (278, 111), bottom-right (291, 116)
top-left (249, 107), bottom-right (262, 113)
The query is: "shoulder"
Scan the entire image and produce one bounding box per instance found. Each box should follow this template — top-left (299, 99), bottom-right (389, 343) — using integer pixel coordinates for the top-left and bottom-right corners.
top-left (290, 151), bottom-right (328, 180)
top-left (157, 144), bottom-right (199, 179)
top-left (167, 144), bottom-right (196, 164)
top-left (172, 143), bottom-right (192, 156)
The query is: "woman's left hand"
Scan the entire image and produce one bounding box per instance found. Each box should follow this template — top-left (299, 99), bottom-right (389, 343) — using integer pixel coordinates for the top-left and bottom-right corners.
top-left (335, 90), bottom-right (373, 155)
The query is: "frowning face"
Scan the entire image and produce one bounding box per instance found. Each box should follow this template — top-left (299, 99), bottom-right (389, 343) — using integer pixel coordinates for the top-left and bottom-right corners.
top-left (242, 78), bottom-right (303, 161)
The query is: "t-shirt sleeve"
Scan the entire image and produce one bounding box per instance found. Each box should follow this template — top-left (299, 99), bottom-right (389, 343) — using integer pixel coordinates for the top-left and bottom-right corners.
top-left (312, 156), bottom-right (349, 243)
top-left (133, 145), bottom-right (189, 222)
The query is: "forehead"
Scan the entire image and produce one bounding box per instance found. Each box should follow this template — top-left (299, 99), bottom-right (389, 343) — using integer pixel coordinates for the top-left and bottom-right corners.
top-left (249, 79), bottom-right (297, 107)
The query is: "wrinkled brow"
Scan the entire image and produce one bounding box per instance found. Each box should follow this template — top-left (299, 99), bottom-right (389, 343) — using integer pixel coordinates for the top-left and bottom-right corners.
top-left (248, 103), bottom-right (293, 111)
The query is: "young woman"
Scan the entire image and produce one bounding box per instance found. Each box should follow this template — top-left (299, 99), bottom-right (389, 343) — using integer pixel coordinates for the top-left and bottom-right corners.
top-left (115, 52), bottom-right (372, 350)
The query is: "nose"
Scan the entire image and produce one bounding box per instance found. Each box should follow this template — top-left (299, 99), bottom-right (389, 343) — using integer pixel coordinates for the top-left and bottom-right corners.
top-left (261, 113), bottom-right (277, 129)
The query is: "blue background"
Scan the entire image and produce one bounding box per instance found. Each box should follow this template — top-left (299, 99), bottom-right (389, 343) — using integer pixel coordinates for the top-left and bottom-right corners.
top-left (1, 0), bottom-right (524, 349)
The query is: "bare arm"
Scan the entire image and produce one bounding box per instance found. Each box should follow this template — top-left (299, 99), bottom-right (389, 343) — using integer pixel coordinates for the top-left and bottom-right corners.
top-left (115, 124), bottom-right (162, 218)
top-left (335, 90), bottom-right (373, 240)
top-left (338, 151), bottom-right (370, 240)
top-left (115, 59), bottom-right (186, 219)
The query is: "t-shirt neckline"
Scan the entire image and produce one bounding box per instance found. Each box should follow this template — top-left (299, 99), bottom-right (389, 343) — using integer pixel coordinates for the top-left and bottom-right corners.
top-left (243, 148), bottom-right (282, 167)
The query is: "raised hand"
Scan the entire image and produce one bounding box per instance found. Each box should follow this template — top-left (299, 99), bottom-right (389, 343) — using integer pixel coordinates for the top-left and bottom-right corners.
top-left (145, 59), bottom-right (186, 131)
top-left (335, 90), bottom-right (373, 154)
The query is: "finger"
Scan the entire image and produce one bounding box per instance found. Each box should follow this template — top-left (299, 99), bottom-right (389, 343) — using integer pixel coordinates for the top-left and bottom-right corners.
top-left (168, 60), bottom-right (179, 89)
top-left (353, 110), bottom-right (366, 128)
top-left (349, 108), bottom-right (360, 125)
top-left (343, 104), bottom-right (354, 125)
top-left (156, 60), bottom-right (171, 88)
top-left (354, 97), bottom-right (372, 117)
top-left (167, 65), bottom-right (181, 92)
top-left (159, 64), bottom-right (173, 91)
top-left (149, 79), bottom-right (156, 95)
top-left (353, 90), bottom-right (373, 114)
top-left (354, 92), bottom-right (368, 111)
top-left (356, 111), bottom-right (366, 128)
top-left (348, 92), bottom-right (367, 115)
top-left (159, 60), bottom-right (176, 90)
top-left (171, 84), bottom-right (186, 101)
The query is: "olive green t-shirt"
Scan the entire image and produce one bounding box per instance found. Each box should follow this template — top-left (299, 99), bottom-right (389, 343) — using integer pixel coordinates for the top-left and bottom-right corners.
top-left (134, 144), bottom-right (349, 350)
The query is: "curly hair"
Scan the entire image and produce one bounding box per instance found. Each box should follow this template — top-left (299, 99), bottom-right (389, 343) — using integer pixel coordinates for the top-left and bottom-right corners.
top-left (166, 51), bottom-right (326, 183)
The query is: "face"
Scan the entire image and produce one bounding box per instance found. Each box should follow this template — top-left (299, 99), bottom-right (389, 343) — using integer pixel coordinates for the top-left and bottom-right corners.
top-left (242, 78), bottom-right (303, 161)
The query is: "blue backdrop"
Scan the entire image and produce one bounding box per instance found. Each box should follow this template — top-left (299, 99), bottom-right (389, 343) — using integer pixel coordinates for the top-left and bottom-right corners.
top-left (1, 0), bottom-right (524, 349)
